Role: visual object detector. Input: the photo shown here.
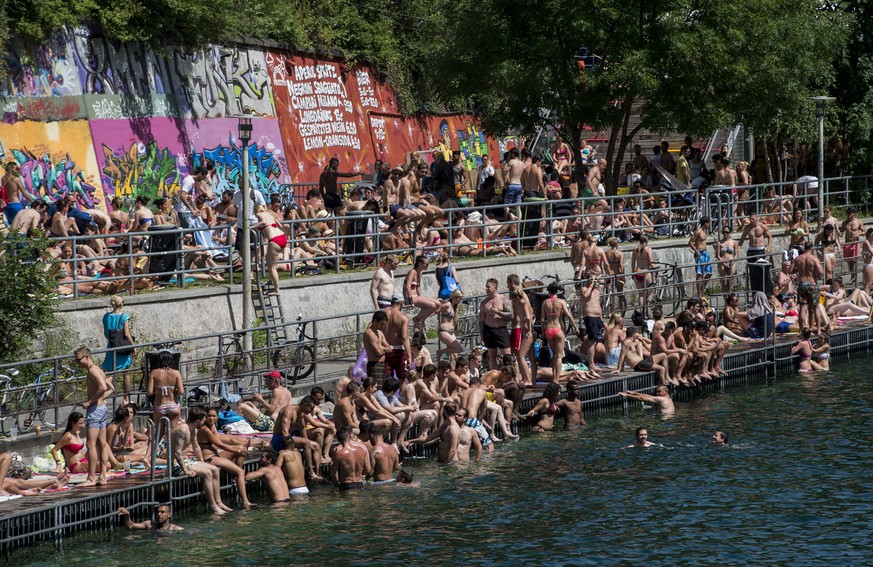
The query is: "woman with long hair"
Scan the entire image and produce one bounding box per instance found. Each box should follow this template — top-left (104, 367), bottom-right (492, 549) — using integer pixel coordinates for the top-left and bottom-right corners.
top-left (540, 282), bottom-right (580, 383)
top-left (102, 295), bottom-right (135, 404)
top-left (50, 412), bottom-right (91, 474)
top-left (507, 274), bottom-right (535, 385)
top-left (436, 289), bottom-right (465, 364)
top-left (525, 383), bottom-right (562, 432)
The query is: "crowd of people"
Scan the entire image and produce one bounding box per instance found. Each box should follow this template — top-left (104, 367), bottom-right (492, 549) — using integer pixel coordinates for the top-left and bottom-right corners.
top-left (2, 135), bottom-right (842, 300)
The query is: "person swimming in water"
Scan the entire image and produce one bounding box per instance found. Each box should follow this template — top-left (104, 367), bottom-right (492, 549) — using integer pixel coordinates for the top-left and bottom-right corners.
top-left (618, 385), bottom-right (675, 416)
top-left (117, 504), bottom-right (183, 532)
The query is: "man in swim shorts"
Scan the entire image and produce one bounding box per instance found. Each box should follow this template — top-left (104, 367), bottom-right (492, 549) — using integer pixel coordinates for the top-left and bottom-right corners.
top-left (330, 426), bottom-right (370, 490)
top-left (503, 147), bottom-right (524, 204)
top-left (363, 310), bottom-right (392, 381)
top-left (689, 217), bottom-right (712, 296)
top-left (612, 327), bottom-right (670, 385)
top-left (244, 449), bottom-right (297, 503)
top-left (370, 255), bottom-right (400, 309)
top-left (367, 425), bottom-right (401, 483)
top-left (76, 346), bottom-right (113, 487)
top-left (236, 370), bottom-right (291, 432)
top-left (790, 242), bottom-right (825, 332)
top-left (479, 278), bottom-right (513, 369)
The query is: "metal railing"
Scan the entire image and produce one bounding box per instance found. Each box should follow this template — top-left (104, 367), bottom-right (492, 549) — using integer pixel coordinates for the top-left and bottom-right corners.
top-left (16, 174), bottom-right (872, 299)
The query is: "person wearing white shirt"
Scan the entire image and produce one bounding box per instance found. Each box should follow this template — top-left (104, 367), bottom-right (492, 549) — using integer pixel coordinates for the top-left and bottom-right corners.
top-left (232, 186), bottom-right (267, 253)
top-left (176, 167), bottom-right (207, 228)
top-left (477, 155), bottom-right (495, 190)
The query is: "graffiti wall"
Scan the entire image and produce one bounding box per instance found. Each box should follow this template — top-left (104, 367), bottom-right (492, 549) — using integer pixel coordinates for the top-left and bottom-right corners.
top-left (0, 25), bottom-right (496, 209)
top-left (0, 120), bottom-right (103, 208)
top-left (266, 51), bottom-right (498, 182)
top-left (90, 118), bottom-right (288, 201)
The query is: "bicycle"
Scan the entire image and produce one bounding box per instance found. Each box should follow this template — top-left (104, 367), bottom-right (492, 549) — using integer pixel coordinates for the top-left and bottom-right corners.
top-left (0, 368), bottom-right (20, 436)
top-left (650, 261), bottom-right (687, 317)
top-left (16, 365), bottom-right (81, 433)
top-left (271, 314), bottom-right (316, 386)
top-left (214, 333), bottom-right (247, 381)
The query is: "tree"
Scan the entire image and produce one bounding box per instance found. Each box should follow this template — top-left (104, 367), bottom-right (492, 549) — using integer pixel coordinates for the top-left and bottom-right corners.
top-left (0, 233), bottom-right (58, 363)
top-left (426, 0), bottom-right (848, 192)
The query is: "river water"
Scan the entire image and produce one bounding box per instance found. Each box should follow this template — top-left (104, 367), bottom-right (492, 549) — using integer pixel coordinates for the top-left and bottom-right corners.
top-left (18, 362), bottom-right (873, 566)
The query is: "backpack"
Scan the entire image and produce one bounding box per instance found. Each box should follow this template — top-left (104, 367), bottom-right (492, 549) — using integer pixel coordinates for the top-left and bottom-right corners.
top-left (108, 315), bottom-right (134, 356)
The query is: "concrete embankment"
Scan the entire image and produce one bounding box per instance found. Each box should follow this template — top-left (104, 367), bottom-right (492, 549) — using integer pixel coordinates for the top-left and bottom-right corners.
top-left (52, 230), bottom-right (800, 361)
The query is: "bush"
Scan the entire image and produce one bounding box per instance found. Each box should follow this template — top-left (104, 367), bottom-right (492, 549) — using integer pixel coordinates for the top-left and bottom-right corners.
top-left (0, 232), bottom-right (58, 363)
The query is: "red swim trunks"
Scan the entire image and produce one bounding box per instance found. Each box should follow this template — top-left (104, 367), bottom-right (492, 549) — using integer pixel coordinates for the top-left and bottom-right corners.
top-left (510, 327), bottom-right (522, 351)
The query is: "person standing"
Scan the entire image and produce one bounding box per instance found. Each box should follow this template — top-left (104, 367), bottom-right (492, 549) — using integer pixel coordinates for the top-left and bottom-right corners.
top-left (540, 282), bottom-right (580, 383)
top-left (329, 425), bottom-right (371, 490)
top-left (175, 167), bottom-right (207, 229)
top-left (101, 295), bottom-right (136, 404)
top-left (676, 145), bottom-right (691, 186)
top-left (503, 148), bottom-right (525, 204)
top-left (75, 347), bottom-right (113, 487)
top-left (370, 254), bottom-right (399, 309)
top-left (385, 296), bottom-right (413, 384)
top-left (479, 278), bottom-right (513, 369)
top-left (841, 207), bottom-right (864, 286)
top-left (319, 158), bottom-right (360, 213)
top-left (689, 218), bottom-right (712, 296)
top-left (2, 162), bottom-right (27, 225)
top-left (477, 154), bottom-right (495, 191)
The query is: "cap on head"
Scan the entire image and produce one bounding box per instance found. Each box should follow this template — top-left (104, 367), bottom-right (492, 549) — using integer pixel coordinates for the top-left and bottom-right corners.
top-left (263, 370), bottom-right (282, 381)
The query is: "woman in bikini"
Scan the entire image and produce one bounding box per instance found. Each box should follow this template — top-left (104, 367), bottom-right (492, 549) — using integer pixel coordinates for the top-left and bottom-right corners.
top-left (106, 407), bottom-right (148, 468)
top-left (196, 409), bottom-right (254, 509)
top-left (785, 208), bottom-right (810, 260)
top-left (716, 226), bottom-right (738, 293)
top-left (605, 237), bottom-right (626, 313)
top-left (435, 289), bottom-right (465, 364)
top-left (51, 412), bottom-right (91, 474)
top-left (133, 197), bottom-right (155, 232)
top-left (814, 224), bottom-right (840, 281)
top-left (410, 331), bottom-right (433, 370)
top-left (525, 383), bottom-right (562, 432)
top-left (735, 161), bottom-right (751, 224)
top-left (254, 205), bottom-right (287, 295)
top-left (507, 274), bottom-right (535, 385)
top-left (540, 282), bottom-right (580, 383)
top-left (147, 350), bottom-right (183, 441)
top-left (791, 328), bottom-right (826, 373)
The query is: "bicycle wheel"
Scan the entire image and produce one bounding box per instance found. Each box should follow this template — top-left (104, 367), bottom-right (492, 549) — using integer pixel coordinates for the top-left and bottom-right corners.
top-left (16, 392), bottom-right (35, 433)
top-left (216, 340), bottom-right (246, 379)
top-left (287, 345), bottom-right (316, 385)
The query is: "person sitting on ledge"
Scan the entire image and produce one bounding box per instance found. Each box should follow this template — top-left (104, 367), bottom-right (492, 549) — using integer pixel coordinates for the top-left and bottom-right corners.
top-left (235, 371), bottom-right (292, 432)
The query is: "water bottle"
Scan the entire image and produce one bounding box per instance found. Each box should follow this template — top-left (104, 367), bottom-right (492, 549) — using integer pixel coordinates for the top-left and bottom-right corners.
top-left (124, 458), bottom-right (131, 472)
top-left (10, 424), bottom-right (18, 440)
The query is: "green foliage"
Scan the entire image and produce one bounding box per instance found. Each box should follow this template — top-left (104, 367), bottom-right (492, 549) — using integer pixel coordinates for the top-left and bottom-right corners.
top-left (425, 0), bottom-right (851, 190)
top-left (0, 232), bottom-right (58, 363)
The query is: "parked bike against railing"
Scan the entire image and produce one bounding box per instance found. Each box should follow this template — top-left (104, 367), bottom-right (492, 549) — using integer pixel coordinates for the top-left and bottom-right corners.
top-left (271, 314), bottom-right (317, 386)
top-left (16, 364), bottom-right (81, 433)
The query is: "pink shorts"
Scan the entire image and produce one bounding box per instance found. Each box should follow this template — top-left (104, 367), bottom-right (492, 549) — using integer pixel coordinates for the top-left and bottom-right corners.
top-left (510, 327), bottom-right (522, 351)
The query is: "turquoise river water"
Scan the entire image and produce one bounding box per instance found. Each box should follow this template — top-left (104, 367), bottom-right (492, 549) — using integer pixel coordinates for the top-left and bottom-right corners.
top-left (15, 361), bottom-right (873, 566)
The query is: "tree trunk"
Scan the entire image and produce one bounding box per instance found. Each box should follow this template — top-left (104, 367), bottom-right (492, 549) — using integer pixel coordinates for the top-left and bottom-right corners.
top-left (568, 123), bottom-right (585, 185)
top-left (763, 137), bottom-right (774, 184)
top-left (605, 97), bottom-right (635, 195)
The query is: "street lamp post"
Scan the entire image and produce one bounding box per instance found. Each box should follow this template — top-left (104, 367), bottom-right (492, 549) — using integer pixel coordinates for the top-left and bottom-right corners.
top-left (238, 117), bottom-right (253, 352)
top-left (811, 96), bottom-right (835, 221)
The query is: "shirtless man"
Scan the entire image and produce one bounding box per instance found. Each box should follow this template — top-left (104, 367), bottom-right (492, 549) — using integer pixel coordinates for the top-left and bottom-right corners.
top-left (612, 327), bottom-right (669, 385)
top-left (840, 207), bottom-right (864, 285)
top-left (333, 381), bottom-right (361, 434)
top-left (404, 256), bottom-right (440, 331)
top-left (631, 236), bottom-right (655, 310)
top-left (790, 242), bottom-right (825, 333)
top-left (453, 408), bottom-right (483, 462)
top-left (364, 310), bottom-right (392, 381)
top-left (371, 254), bottom-right (400, 309)
top-left (244, 449), bottom-right (298, 503)
top-left (504, 148), bottom-right (525, 204)
top-left (479, 278), bottom-right (513, 369)
top-left (775, 260), bottom-right (795, 297)
top-left (650, 316), bottom-right (687, 385)
top-left (10, 200), bottom-right (47, 235)
top-left (555, 380), bottom-right (586, 430)
top-left (689, 217), bottom-right (712, 296)
top-left (236, 370), bottom-right (292, 433)
top-left (738, 212), bottom-right (772, 263)
top-left (586, 159), bottom-right (609, 231)
top-left (2, 162), bottom-right (28, 226)
top-left (630, 427), bottom-right (655, 448)
top-left (580, 275), bottom-right (605, 371)
top-left (619, 385), bottom-right (675, 416)
top-left (368, 426), bottom-right (401, 482)
top-left (117, 504), bottom-right (184, 532)
top-left (174, 411), bottom-right (232, 514)
top-left (271, 396), bottom-right (322, 479)
top-left (410, 403), bottom-right (461, 464)
top-left (330, 425), bottom-right (371, 490)
top-left (522, 156), bottom-right (545, 196)
top-left (75, 347), bottom-right (113, 487)
top-left (319, 158), bottom-right (360, 212)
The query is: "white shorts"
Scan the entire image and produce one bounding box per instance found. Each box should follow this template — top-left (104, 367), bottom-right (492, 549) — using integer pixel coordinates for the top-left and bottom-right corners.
top-left (290, 486), bottom-right (310, 495)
